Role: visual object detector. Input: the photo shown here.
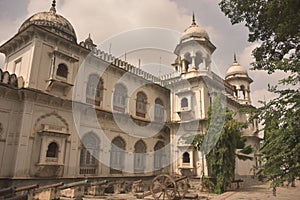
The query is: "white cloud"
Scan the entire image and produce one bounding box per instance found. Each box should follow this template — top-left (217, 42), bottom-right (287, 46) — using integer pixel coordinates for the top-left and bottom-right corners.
top-left (24, 0), bottom-right (220, 48)
top-left (27, 0), bottom-right (49, 14)
top-left (251, 89), bottom-right (277, 108)
top-left (58, 0), bottom-right (191, 43)
top-left (0, 17), bottom-right (25, 68)
top-left (239, 42), bottom-right (260, 68)
top-left (238, 42), bottom-right (291, 107)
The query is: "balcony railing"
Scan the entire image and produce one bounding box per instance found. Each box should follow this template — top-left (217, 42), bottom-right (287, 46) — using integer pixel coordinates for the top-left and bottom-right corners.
top-left (79, 166), bottom-right (97, 175)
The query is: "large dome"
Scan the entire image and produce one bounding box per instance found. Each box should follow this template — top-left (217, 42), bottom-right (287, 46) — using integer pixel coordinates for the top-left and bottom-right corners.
top-left (19, 2), bottom-right (77, 43)
top-left (181, 14), bottom-right (209, 41)
top-left (226, 55), bottom-right (248, 78)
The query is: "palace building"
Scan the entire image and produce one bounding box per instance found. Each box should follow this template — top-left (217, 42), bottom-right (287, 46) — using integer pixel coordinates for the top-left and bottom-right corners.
top-left (0, 1), bottom-right (260, 186)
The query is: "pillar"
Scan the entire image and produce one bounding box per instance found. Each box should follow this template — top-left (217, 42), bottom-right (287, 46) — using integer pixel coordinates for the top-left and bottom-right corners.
top-left (191, 53), bottom-right (196, 71)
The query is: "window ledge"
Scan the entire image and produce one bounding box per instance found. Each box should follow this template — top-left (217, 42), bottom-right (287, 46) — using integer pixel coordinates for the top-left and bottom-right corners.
top-left (45, 78), bottom-right (74, 96)
top-left (178, 165), bottom-right (194, 169)
top-left (36, 162), bottom-right (64, 166)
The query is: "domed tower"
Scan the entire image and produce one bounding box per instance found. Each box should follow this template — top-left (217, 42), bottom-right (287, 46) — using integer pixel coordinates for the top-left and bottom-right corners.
top-left (0, 0), bottom-right (86, 96)
top-left (225, 54), bottom-right (253, 104)
top-left (173, 13), bottom-right (216, 74)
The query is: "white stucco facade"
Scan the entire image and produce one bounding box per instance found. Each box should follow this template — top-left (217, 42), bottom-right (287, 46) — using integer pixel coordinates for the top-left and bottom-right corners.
top-left (0, 3), bottom-right (260, 186)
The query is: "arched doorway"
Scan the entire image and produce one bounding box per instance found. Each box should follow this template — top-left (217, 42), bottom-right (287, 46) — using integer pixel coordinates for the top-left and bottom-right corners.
top-left (134, 140), bottom-right (146, 173)
top-left (110, 137), bottom-right (126, 174)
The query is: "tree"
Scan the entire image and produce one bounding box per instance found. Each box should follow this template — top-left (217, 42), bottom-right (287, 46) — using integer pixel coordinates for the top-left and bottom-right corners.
top-left (188, 94), bottom-right (252, 194)
top-left (206, 109), bottom-right (252, 194)
top-left (219, 0), bottom-right (300, 187)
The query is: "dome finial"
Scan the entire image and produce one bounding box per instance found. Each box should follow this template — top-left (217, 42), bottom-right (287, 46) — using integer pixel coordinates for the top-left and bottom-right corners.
top-left (234, 53), bottom-right (237, 63)
top-left (50, 0), bottom-right (56, 13)
top-left (192, 12), bottom-right (196, 25)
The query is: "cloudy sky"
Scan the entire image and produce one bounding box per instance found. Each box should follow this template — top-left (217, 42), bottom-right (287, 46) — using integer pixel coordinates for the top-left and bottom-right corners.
top-left (0, 0), bottom-right (284, 107)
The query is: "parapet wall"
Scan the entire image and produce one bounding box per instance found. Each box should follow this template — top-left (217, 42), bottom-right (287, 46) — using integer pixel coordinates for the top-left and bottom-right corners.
top-left (0, 68), bottom-right (24, 88)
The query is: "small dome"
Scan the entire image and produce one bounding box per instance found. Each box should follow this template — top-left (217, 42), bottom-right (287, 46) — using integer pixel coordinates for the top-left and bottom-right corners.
top-left (19, 2), bottom-right (77, 43)
top-left (181, 14), bottom-right (209, 41)
top-left (181, 24), bottom-right (209, 41)
top-left (226, 55), bottom-right (248, 78)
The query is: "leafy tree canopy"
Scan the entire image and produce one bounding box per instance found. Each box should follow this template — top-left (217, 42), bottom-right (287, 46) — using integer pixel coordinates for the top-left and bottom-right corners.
top-left (219, 0), bottom-right (300, 187)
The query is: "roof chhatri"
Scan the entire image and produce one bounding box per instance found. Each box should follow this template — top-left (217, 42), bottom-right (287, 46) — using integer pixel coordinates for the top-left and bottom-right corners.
top-left (226, 54), bottom-right (249, 78)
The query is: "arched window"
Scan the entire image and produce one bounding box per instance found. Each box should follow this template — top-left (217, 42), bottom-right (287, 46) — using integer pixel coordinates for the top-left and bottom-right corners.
top-left (154, 141), bottom-right (165, 171)
top-left (86, 74), bottom-right (103, 106)
top-left (181, 97), bottom-right (188, 108)
top-left (134, 140), bottom-right (146, 173)
top-left (80, 132), bottom-right (100, 175)
top-left (240, 85), bottom-right (246, 99)
top-left (183, 152), bottom-right (190, 163)
top-left (113, 84), bottom-right (127, 112)
top-left (46, 142), bottom-right (58, 158)
top-left (136, 92), bottom-right (147, 118)
top-left (154, 98), bottom-right (164, 121)
top-left (110, 137), bottom-right (126, 174)
top-left (56, 64), bottom-right (68, 78)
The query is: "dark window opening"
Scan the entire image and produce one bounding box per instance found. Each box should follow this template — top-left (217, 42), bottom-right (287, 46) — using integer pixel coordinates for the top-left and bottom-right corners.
top-left (183, 152), bottom-right (190, 163)
top-left (46, 142), bottom-right (58, 158)
top-left (56, 64), bottom-right (68, 78)
top-left (181, 97), bottom-right (188, 108)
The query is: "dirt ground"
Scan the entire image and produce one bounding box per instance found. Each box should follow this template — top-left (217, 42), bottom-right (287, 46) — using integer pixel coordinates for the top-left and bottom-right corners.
top-left (82, 179), bottom-right (300, 200)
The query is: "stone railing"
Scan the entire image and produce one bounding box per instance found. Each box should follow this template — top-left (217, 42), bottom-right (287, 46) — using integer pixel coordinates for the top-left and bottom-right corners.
top-left (91, 48), bottom-right (166, 86)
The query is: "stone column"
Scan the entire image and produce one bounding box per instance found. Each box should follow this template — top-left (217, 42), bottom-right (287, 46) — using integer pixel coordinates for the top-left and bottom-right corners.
top-left (202, 59), bottom-right (207, 70)
top-left (191, 53), bottom-right (197, 71)
top-left (236, 87), bottom-right (240, 99)
top-left (182, 60), bottom-right (187, 73)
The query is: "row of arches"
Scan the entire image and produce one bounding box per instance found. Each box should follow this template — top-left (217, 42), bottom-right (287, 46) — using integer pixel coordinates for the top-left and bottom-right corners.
top-left (233, 85), bottom-right (249, 100)
top-left (45, 139), bottom-right (190, 173)
top-left (79, 133), bottom-right (166, 174)
top-left (86, 74), bottom-right (165, 120)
